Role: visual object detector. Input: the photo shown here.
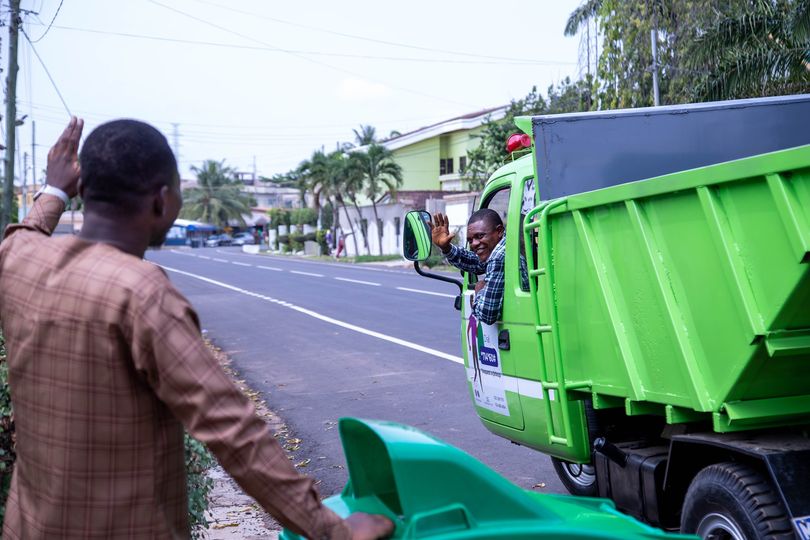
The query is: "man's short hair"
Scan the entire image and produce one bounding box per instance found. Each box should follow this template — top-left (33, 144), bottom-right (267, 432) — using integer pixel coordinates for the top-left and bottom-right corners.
top-left (468, 208), bottom-right (503, 231)
top-left (80, 120), bottom-right (178, 213)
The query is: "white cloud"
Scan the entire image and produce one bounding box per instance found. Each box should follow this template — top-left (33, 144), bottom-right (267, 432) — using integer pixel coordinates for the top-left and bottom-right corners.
top-left (337, 78), bottom-right (392, 101)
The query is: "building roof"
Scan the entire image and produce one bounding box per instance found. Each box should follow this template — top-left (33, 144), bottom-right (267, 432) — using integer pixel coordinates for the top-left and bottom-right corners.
top-left (381, 105), bottom-right (508, 151)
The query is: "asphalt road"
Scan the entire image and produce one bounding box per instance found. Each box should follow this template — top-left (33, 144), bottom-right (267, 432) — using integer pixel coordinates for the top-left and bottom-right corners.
top-left (146, 246), bottom-right (565, 497)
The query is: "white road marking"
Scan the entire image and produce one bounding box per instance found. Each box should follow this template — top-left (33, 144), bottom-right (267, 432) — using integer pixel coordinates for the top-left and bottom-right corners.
top-left (334, 277), bottom-right (380, 287)
top-left (232, 262), bottom-right (251, 267)
top-left (197, 255), bottom-right (211, 260)
top-left (290, 270), bottom-right (323, 278)
top-left (257, 265), bottom-right (282, 272)
top-left (160, 265), bottom-right (463, 364)
top-left (213, 258), bottom-right (229, 263)
top-left (170, 250), bottom-right (196, 257)
top-left (396, 286), bottom-right (456, 298)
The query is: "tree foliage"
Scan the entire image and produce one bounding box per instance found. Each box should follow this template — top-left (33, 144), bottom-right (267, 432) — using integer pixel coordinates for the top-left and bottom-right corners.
top-left (181, 160), bottom-right (255, 228)
top-left (684, 0), bottom-right (810, 100)
top-left (464, 79), bottom-right (594, 191)
top-left (565, 0), bottom-right (809, 107)
top-left (353, 144), bottom-right (403, 255)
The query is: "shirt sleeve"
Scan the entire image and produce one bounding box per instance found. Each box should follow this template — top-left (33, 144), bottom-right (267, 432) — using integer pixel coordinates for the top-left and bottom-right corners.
top-left (2, 194), bottom-right (64, 240)
top-left (473, 249), bottom-right (505, 325)
top-left (131, 283), bottom-right (351, 540)
top-left (445, 244), bottom-right (487, 275)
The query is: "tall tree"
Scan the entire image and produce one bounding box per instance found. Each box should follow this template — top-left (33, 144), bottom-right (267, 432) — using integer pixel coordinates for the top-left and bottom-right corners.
top-left (353, 144), bottom-right (403, 255)
top-left (684, 0), bottom-right (810, 100)
top-left (299, 150), bottom-right (331, 226)
top-left (335, 153), bottom-right (369, 255)
top-left (181, 160), bottom-right (254, 228)
top-left (464, 86), bottom-right (548, 191)
top-left (563, 0), bottom-right (804, 106)
top-left (352, 124), bottom-right (377, 146)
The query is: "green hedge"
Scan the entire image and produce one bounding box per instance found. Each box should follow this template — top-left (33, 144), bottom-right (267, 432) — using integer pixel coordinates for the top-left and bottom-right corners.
top-left (0, 332), bottom-right (215, 536)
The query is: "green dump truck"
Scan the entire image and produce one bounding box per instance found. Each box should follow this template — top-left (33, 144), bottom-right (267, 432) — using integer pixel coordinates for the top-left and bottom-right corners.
top-left (404, 95), bottom-right (810, 540)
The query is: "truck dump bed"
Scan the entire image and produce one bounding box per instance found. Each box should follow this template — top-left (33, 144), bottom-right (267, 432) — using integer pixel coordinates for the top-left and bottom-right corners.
top-left (524, 144), bottom-right (810, 439)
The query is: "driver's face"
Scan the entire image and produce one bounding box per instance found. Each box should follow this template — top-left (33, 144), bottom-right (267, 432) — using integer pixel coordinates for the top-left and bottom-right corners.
top-left (467, 220), bottom-right (503, 262)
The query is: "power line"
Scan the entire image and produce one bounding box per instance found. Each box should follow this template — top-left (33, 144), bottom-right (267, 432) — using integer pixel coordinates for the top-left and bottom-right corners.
top-left (20, 27), bottom-right (71, 116)
top-left (28, 0), bottom-right (62, 42)
top-left (29, 23), bottom-right (569, 66)
top-left (146, 0), bottom-right (476, 109)
top-left (191, 0), bottom-right (565, 65)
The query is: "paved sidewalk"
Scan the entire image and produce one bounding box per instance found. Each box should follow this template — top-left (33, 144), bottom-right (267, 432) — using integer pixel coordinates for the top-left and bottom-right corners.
top-left (204, 465), bottom-right (279, 539)
top-left (202, 340), bottom-right (288, 539)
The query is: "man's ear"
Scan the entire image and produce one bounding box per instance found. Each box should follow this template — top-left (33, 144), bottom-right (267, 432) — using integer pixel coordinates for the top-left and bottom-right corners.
top-left (153, 185), bottom-right (169, 217)
top-left (77, 178), bottom-right (85, 199)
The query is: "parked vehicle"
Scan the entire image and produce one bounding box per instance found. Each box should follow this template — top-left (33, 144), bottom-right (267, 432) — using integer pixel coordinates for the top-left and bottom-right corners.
top-left (232, 232), bottom-right (255, 246)
top-left (403, 95), bottom-right (810, 539)
top-left (205, 233), bottom-right (232, 247)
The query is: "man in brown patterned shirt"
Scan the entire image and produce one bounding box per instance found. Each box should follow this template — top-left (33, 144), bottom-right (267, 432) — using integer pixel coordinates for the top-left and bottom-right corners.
top-left (0, 118), bottom-right (393, 539)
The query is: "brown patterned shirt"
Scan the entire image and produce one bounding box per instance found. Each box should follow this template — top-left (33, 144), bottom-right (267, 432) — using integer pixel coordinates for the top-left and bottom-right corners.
top-left (0, 195), bottom-right (350, 539)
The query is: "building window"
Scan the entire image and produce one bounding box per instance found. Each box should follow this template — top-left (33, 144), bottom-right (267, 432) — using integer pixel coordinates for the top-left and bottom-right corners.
top-left (459, 156), bottom-right (467, 173)
top-left (439, 158), bottom-right (454, 175)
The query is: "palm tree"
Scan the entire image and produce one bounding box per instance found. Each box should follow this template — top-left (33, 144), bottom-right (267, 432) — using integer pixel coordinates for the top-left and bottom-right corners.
top-left (335, 153), bottom-right (368, 255)
top-left (352, 124), bottom-right (377, 147)
top-left (685, 0), bottom-right (810, 100)
top-left (299, 150), bottom-right (333, 227)
top-left (181, 160), bottom-right (254, 228)
top-left (354, 144), bottom-right (403, 255)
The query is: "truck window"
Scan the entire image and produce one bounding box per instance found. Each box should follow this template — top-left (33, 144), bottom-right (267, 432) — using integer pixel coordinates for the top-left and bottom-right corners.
top-left (483, 188), bottom-right (510, 224)
top-left (518, 178), bottom-right (535, 292)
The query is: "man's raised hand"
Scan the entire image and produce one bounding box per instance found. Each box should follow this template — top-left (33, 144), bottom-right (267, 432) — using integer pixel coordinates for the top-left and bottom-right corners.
top-left (430, 212), bottom-right (455, 254)
top-left (46, 116), bottom-right (84, 199)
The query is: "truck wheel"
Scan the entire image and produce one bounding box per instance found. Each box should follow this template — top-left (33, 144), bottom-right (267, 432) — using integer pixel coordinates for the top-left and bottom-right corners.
top-left (551, 457), bottom-right (597, 497)
top-left (681, 462), bottom-right (793, 540)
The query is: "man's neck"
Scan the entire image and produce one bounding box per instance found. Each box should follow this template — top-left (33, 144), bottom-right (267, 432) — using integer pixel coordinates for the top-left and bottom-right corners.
top-left (78, 212), bottom-right (149, 258)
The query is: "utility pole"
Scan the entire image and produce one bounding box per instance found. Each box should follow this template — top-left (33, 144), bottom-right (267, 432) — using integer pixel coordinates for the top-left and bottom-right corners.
top-left (31, 120), bottom-right (37, 187)
top-left (171, 123), bottom-right (181, 165)
top-left (21, 151), bottom-right (27, 218)
top-left (650, 15), bottom-right (660, 106)
top-left (2, 0), bottom-right (21, 230)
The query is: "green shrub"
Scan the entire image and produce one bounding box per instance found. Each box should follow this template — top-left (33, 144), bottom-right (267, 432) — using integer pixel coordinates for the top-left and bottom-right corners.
top-left (315, 230), bottom-right (329, 254)
top-left (290, 208), bottom-right (317, 227)
top-left (0, 334), bottom-right (13, 529)
top-left (0, 331), bottom-right (215, 535)
top-left (185, 434), bottom-right (215, 538)
top-left (267, 208), bottom-right (290, 227)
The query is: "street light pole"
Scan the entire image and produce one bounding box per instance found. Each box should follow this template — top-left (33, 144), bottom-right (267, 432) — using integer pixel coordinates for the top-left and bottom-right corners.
top-left (2, 0), bottom-right (21, 230)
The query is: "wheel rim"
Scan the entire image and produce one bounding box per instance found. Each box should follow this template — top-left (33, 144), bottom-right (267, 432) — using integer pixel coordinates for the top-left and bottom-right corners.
top-left (561, 461), bottom-right (596, 488)
top-left (695, 512), bottom-right (746, 540)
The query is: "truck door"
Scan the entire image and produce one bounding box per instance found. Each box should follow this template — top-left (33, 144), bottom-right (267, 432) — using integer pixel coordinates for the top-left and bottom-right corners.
top-left (465, 178), bottom-right (525, 431)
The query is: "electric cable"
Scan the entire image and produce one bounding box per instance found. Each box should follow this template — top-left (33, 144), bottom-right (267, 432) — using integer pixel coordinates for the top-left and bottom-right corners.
top-left (146, 0), bottom-right (476, 109)
top-left (190, 0), bottom-right (572, 65)
top-left (28, 0), bottom-right (62, 43)
top-left (21, 26), bottom-right (71, 116)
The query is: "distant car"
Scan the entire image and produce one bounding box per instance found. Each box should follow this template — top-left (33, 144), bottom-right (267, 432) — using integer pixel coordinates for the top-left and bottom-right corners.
top-left (232, 232), bottom-right (256, 246)
top-left (205, 234), bottom-right (232, 247)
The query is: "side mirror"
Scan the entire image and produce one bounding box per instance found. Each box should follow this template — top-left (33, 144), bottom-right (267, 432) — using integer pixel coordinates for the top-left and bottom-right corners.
top-left (403, 211), bottom-right (432, 262)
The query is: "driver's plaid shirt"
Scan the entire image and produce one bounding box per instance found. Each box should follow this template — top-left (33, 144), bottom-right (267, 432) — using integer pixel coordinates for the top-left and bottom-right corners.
top-left (445, 237), bottom-right (507, 325)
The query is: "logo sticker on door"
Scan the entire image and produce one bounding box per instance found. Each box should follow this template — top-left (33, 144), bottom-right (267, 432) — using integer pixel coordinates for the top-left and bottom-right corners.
top-left (465, 295), bottom-right (509, 416)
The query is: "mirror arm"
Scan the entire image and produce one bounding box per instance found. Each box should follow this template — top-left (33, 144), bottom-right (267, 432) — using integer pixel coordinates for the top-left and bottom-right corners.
top-left (413, 261), bottom-right (464, 296)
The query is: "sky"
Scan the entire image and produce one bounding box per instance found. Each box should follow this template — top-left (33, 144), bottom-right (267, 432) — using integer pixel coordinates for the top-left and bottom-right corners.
top-left (5, 0), bottom-right (585, 182)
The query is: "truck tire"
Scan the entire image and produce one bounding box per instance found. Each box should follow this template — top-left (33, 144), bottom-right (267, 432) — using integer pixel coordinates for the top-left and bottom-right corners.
top-left (551, 457), bottom-right (598, 497)
top-left (681, 462), bottom-right (793, 540)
